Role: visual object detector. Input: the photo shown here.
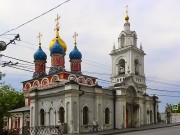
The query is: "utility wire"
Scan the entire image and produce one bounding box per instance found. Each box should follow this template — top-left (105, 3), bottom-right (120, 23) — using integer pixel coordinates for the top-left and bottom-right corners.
top-left (1, 37), bottom-right (112, 70)
top-left (149, 94), bottom-right (180, 98)
top-left (2, 54), bottom-right (180, 87)
top-left (1, 54), bottom-right (34, 64)
top-left (146, 79), bottom-right (180, 87)
top-left (3, 65), bottom-right (34, 72)
top-left (2, 60), bottom-right (180, 97)
top-left (147, 88), bottom-right (180, 93)
top-left (0, 0), bottom-right (70, 36)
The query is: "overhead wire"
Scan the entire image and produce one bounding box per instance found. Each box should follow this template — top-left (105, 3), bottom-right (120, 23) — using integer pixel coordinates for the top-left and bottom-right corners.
top-left (146, 79), bottom-right (180, 87)
top-left (1, 58), bottom-right (180, 98)
top-left (0, 0), bottom-right (70, 36)
top-left (2, 54), bottom-right (180, 88)
top-left (147, 88), bottom-right (180, 93)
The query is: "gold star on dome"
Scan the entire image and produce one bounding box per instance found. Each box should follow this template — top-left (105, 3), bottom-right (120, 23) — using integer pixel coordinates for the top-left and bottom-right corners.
top-left (37, 32), bottom-right (42, 46)
top-left (73, 32), bottom-right (78, 45)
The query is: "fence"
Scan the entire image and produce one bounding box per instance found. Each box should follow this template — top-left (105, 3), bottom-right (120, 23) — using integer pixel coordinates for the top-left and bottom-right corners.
top-left (4, 125), bottom-right (64, 135)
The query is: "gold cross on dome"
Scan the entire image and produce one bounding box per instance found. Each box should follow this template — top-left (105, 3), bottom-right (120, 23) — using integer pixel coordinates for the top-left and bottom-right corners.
top-left (37, 32), bottom-right (42, 46)
top-left (73, 32), bottom-right (78, 45)
top-left (55, 14), bottom-right (60, 30)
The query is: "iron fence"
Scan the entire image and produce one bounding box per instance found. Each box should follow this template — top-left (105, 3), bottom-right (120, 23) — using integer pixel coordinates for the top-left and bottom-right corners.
top-left (3, 125), bottom-right (64, 135)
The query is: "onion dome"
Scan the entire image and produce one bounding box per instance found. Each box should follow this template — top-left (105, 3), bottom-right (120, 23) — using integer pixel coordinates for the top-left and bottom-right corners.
top-left (34, 46), bottom-right (47, 60)
top-left (34, 33), bottom-right (47, 60)
top-left (50, 39), bottom-right (64, 55)
top-left (49, 14), bottom-right (67, 52)
top-left (69, 32), bottom-right (82, 59)
top-left (49, 35), bottom-right (67, 52)
top-left (69, 46), bottom-right (82, 59)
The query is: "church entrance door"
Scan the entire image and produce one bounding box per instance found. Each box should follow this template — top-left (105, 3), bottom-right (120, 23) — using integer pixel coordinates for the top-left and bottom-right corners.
top-left (126, 105), bottom-right (132, 128)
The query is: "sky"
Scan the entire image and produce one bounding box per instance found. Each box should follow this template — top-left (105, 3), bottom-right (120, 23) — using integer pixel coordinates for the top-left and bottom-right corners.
top-left (1, 0), bottom-right (180, 112)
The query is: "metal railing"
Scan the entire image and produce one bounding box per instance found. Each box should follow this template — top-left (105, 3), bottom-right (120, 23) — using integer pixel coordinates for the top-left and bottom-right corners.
top-left (3, 125), bottom-right (64, 135)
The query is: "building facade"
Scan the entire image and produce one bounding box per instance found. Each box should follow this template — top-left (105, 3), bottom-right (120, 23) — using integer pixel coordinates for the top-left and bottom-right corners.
top-left (6, 10), bottom-right (158, 134)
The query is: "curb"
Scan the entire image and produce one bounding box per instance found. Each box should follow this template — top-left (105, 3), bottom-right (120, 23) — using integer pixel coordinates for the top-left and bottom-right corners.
top-left (99, 123), bottom-right (180, 135)
top-left (67, 123), bottom-right (180, 135)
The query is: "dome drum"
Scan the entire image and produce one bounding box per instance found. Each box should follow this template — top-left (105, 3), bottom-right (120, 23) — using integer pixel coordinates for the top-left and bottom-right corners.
top-left (49, 66), bottom-right (64, 75)
top-left (33, 71), bottom-right (46, 79)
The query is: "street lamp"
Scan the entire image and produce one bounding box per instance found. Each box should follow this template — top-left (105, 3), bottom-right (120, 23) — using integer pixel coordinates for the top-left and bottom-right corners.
top-left (0, 41), bottom-right (7, 51)
top-left (0, 34), bottom-right (20, 51)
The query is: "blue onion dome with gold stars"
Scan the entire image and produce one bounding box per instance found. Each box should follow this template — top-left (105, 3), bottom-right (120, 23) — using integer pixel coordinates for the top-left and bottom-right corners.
top-left (69, 32), bottom-right (82, 59)
top-left (49, 14), bottom-right (67, 53)
top-left (50, 39), bottom-right (64, 55)
top-left (34, 45), bottom-right (47, 61)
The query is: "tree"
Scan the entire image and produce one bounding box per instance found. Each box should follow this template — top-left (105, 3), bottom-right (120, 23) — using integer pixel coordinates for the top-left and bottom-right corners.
top-left (0, 83), bottom-right (25, 134)
top-left (165, 103), bottom-right (173, 124)
top-left (0, 72), bottom-right (5, 80)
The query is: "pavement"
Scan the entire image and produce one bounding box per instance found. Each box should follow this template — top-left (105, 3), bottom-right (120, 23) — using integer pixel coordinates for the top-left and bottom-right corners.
top-left (66, 122), bottom-right (180, 135)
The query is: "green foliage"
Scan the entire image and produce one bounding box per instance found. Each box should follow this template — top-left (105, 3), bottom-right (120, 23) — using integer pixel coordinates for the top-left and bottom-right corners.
top-left (165, 103), bottom-right (180, 118)
top-left (0, 71), bottom-right (5, 81)
top-left (165, 103), bottom-right (171, 118)
top-left (0, 83), bottom-right (25, 134)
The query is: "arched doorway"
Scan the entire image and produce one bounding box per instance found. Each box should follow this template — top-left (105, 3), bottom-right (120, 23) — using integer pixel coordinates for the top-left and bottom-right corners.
top-left (125, 86), bottom-right (139, 128)
top-left (126, 105), bottom-right (132, 128)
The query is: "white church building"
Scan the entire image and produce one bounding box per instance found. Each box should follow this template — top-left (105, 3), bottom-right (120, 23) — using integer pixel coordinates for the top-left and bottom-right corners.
top-left (5, 9), bottom-right (159, 134)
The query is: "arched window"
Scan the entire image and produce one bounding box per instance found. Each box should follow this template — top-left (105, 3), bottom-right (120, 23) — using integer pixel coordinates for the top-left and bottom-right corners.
top-left (118, 59), bottom-right (125, 75)
top-left (105, 108), bottom-right (110, 124)
top-left (42, 78), bottom-right (49, 86)
top-left (14, 116), bottom-right (18, 129)
top-left (49, 108), bottom-right (54, 126)
top-left (52, 75), bottom-right (59, 83)
top-left (40, 109), bottom-right (45, 126)
top-left (59, 107), bottom-right (65, 123)
top-left (83, 106), bottom-right (89, 125)
top-left (134, 59), bottom-right (139, 75)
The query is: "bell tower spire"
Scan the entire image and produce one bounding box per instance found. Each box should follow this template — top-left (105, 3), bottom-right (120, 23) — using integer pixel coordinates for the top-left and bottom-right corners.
top-left (124, 5), bottom-right (130, 31)
top-left (110, 7), bottom-right (146, 87)
top-left (125, 5), bottom-right (129, 23)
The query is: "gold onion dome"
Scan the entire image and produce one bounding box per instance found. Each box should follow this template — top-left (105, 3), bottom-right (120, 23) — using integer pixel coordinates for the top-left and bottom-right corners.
top-left (49, 15), bottom-right (67, 52)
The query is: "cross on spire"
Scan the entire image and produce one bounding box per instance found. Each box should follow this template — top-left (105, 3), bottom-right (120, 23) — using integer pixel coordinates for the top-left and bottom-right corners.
top-left (73, 32), bottom-right (78, 45)
top-left (37, 32), bottom-right (42, 46)
top-left (55, 14), bottom-right (60, 31)
top-left (125, 5), bottom-right (129, 23)
top-left (126, 5), bottom-right (128, 16)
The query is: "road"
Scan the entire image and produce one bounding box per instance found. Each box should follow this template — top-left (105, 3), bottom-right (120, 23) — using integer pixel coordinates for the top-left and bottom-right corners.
top-left (112, 125), bottom-right (180, 135)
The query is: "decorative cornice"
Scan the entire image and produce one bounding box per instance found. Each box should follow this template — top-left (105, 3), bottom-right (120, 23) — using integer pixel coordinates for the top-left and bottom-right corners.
top-left (110, 45), bottom-right (145, 56)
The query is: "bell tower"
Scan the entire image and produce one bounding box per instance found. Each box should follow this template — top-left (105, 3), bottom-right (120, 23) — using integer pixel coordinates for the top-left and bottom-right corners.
top-left (110, 6), bottom-right (146, 87)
